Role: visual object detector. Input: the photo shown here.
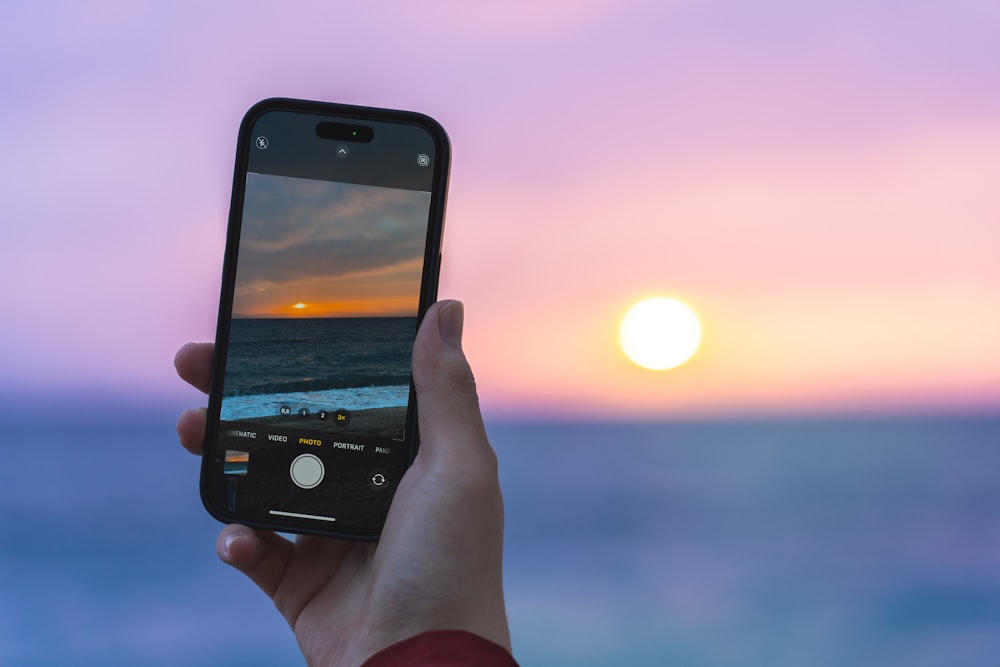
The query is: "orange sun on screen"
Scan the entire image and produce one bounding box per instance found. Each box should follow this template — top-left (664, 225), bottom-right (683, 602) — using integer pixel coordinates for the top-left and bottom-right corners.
top-left (619, 297), bottom-right (702, 371)
top-left (292, 303), bottom-right (307, 310)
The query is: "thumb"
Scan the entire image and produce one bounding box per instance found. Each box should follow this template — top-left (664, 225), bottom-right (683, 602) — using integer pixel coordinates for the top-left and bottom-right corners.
top-left (411, 301), bottom-right (492, 469)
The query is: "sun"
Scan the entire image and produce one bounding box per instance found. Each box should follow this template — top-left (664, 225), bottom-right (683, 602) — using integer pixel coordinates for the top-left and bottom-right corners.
top-left (619, 297), bottom-right (702, 371)
top-left (292, 303), bottom-right (307, 310)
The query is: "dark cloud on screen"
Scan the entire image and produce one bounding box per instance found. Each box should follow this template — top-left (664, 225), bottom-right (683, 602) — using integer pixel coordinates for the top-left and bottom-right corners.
top-left (235, 173), bottom-right (430, 286)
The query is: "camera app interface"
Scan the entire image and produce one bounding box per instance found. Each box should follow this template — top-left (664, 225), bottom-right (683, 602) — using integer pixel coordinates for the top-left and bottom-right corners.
top-left (210, 110), bottom-right (439, 532)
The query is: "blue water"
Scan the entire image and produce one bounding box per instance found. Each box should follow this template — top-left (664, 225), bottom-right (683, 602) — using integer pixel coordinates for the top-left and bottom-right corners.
top-left (220, 384), bottom-right (411, 421)
top-left (2, 399), bottom-right (998, 666)
top-left (221, 317), bottom-right (415, 420)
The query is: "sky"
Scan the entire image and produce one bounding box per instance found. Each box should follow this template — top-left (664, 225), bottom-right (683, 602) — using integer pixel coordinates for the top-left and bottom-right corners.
top-left (0, 0), bottom-right (998, 417)
top-left (234, 174), bottom-right (428, 318)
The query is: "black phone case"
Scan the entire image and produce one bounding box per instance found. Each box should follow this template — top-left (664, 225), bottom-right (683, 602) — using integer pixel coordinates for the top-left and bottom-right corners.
top-left (200, 98), bottom-right (450, 540)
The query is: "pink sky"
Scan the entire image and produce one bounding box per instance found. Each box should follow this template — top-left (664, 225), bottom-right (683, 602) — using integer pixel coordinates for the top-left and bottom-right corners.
top-left (1, 1), bottom-right (997, 416)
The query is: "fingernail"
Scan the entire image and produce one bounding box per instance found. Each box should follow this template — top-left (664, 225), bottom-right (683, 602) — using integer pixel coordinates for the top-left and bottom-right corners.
top-left (438, 300), bottom-right (464, 343)
top-left (221, 532), bottom-right (243, 560)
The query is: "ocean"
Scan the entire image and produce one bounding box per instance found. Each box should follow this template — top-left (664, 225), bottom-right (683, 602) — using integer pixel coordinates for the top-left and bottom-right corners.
top-left (221, 317), bottom-right (415, 420)
top-left (1, 400), bottom-right (998, 666)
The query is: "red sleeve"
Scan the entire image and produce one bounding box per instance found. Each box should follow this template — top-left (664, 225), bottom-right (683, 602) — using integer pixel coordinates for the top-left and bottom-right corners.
top-left (361, 630), bottom-right (519, 667)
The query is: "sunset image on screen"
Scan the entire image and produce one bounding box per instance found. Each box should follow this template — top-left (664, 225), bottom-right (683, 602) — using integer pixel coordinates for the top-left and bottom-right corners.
top-left (219, 172), bottom-right (431, 433)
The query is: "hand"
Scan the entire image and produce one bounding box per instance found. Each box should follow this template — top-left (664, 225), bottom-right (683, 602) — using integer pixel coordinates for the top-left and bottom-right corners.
top-left (174, 301), bottom-right (511, 666)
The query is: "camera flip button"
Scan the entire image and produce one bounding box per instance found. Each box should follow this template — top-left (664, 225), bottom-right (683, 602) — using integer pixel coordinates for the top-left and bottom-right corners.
top-left (368, 469), bottom-right (390, 491)
top-left (290, 454), bottom-right (325, 489)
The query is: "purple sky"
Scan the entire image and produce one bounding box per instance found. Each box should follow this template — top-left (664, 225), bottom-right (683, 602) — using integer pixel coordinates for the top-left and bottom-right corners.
top-left (1, 1), bottom-right (998, 415)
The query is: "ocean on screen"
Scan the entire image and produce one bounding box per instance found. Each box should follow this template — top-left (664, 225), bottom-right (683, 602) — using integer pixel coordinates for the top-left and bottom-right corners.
top-left (1, 398), bottom-right (998, 667)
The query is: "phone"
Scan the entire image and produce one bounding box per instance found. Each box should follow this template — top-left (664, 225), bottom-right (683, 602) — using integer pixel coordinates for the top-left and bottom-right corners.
top-left (200, 98), bottom-right (449, 540)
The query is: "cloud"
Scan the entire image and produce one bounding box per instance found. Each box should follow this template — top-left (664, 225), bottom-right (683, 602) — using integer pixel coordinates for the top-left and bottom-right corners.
top-left (234, 173), bottom-right (431, 288)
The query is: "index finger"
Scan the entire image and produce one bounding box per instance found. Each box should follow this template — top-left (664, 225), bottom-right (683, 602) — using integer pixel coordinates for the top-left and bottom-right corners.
top-left (174, 342), bottom-right (214, 394)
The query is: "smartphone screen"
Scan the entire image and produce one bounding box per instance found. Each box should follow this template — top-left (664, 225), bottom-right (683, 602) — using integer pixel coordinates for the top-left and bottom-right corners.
top-left (200, 99), bottom-right (449, 539)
